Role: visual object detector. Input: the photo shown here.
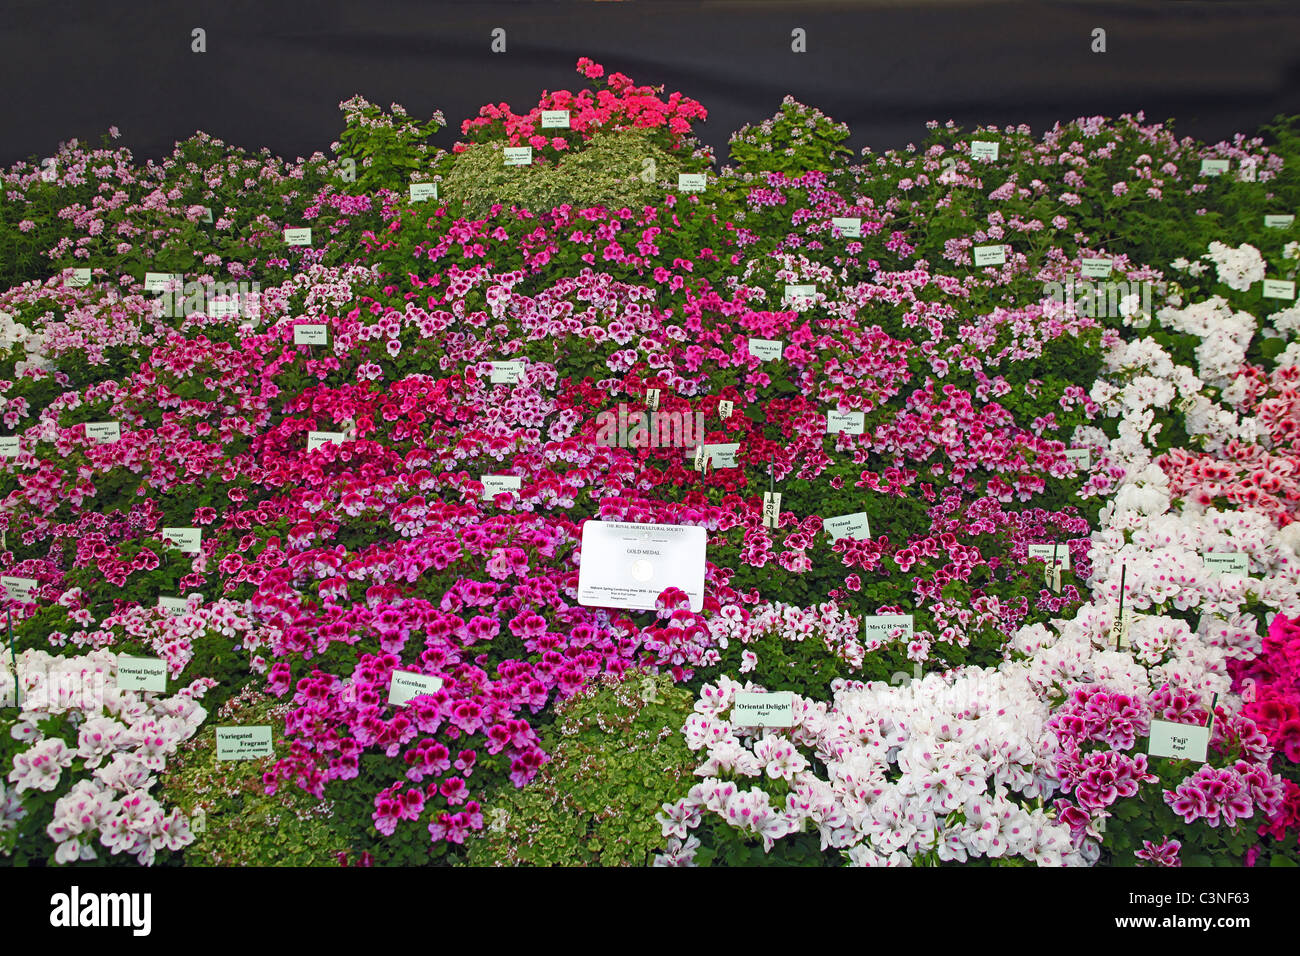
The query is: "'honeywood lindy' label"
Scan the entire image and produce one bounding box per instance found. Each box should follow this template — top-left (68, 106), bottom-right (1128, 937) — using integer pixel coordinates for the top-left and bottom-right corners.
top-left (748, 338), bottom-right (784, 361)
top-left (677, 173), bottom-right (706, 193)
top-left (84, 421), bottom-right (121, 444)
top-left (294, 324), bottom-right (328, 346)
top-left (409, 183), bottom-right (439, 202)
top-left (731, 691), bottom-right (795, 727)
top-left (830, 217), bottom-right (862, 238)
top-left (1202, 552), bottom-right (1249, 575)
top-left (481, 475), bottom-right (522, 499)
top-left (283, 228), bottom-right (312, 246)
top-left (388, 670), bottom-right (444, 707)
top-left (827, 411), bottom-right (864, 435)
top-left (863, 614), bottom-right (914, 642)
top-left (162, 527), bottom-right (201, 554)
top-left (489, 361), bottom-right (524, 384)
top-left (215, 726), bottom-right (274, 760)
top-left (116, 656), bottom-right (167, 693)
top-left (970, 141), bottom-right (1000, 161)
top-left (540, 110), bottom-right (570, 129)
top-left (823, 512), bottom-right (871, 541)
top-left (503, 147), bottom-right (532, 166)
top-left (307, 431), bottom-right (346, 452)
top-left (1, 576), bottom-right (38, 601)
top-left (1147, 719), bottom-right (1209, 762)
top-left (1027, 543), bottom-right (1071, 570)
top-left (973, 245), bottom-right (1007, 267)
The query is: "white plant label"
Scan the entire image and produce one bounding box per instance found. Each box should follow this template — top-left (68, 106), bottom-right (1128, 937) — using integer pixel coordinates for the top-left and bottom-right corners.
top-left (1199, 159), bottom-right (1230, 177)
top-left (863, 614), bottom-right (914, 642)
top-left (682, 443), bottom-right (739, 468)
top-left (645, 388), bottom-right (660, 411)
top-left (824, 512), bottom-right (871, 541)
top-left (830, 217), bottom-right (862, 238)
top-left (1027, 544), bottom-right (1070, 570)
top-left (1264, 214), bottom-right (1295, 229)
top-left (1203, 552), bottom-right (1249, 575)
top-left (576, 520), bottom-right (707, 613)
top-left (388, 670), bottom-right (444, 707)
top-left (85, 422), bottom-right (121, 444)
top-left (307, 431), bottom-right (347, 452)
top-left (827, 411), bottom-right (865, 435)
top-left (67, 268), bottom-right (92, 287)
top-left (762, 491), bottom-right (782, 529)
top-left (1064, 448), bottom-right (1092, 470)
top-left (718, 400), bottom-right (734, 420)
top-left (294, 325), bottom-right (328, 346)
top-left (973, 245), bottom-right (1006, 267)
top-left (158, 596), bottom-right (194, 617)
top-left (0, 577), bottom-right (38, 601)
top-left (1147, 719), bottom-right (1209, 763)
top-left (503, 147), bottom-right (533, 166)
top-left (540, 110), bottom-right (570, 129)
top-left (409, 183), bottom-right (439, 202)
top-left (201, 206), bottom-right (214, 223)
top-left (116, 656), bottom-right (167, 693)
top-left (215, 726), bottom-right (274, 760)
top-left (783, 285), bottom-right (817, 304)
top-left (1080, 258), bottom-right (1113, 279)
top-left (0, 437), bottom-right (19, 457)
top-left (748, 338), bottom-right (784, 361)
top-left (489, 361), bottom-right (524, 384)
top-left (162, 527), bottom-right (201, 554)
top-left (1263, 279), bottom-right (1296, 300)
top-left (284, 228), bottom-right (312, 246)
top-left (677, 173), bottom-right (706, 193)
top-left (144, 272), bottom-right (182, 293)
top-left (970, 141), bottom-right (1000, 161)
top-left (481, 475), bottom-right (522, 499)
top-left (731, 691), bottom-right (795, 728)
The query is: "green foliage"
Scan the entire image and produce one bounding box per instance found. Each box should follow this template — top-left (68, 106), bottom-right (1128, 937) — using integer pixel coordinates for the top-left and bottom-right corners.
top-left (728, 96), bottom-right (854, 177)
top-left (466, 671), bottom-right (696, 866)
top-left (334, 97), bottom-right (448, 196)
top-left (160, 687), bottom-right (353, 866)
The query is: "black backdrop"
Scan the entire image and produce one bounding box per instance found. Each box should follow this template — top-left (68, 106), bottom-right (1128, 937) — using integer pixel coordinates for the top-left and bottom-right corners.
top-left (4, 0), bottom-right (1300, 167)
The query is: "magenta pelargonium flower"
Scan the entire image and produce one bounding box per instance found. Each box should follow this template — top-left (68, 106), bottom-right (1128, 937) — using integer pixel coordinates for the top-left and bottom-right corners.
top-left (1134, 838), bottom-right (1182, 867)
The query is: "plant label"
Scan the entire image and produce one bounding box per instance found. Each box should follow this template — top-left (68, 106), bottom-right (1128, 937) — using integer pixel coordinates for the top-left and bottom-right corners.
top-left (0, 577), bottom-right (37, 601)
top-left (162, 527), bottom-right (201, 554)
top-left (783, 285), bottom-right (816, 304)
top-left (144, 272), bottom-right (182, 293)
top-left (481, 475), bottom-right (522, 499)
top-left (1199, 159), bottom-right (1230, 177)
top-left (748, 338), bottom-right (784, 361)
top-left (0, 437), bottom-right (19, 457)
top-left (294, 325), bottom-right (328, 346)
top-left (731, 691), bottom-right (795, 727)
top-left (284, 228), bottom-right (312, 246)
top-left (1065, 448), bottom-right (1092, 470)
top-left (863, 614), bottom-right (914, 642)
top-left (388, 670), bottom-right (444, 707)
top-left (116, 656), bottom-right (167, 693)
top-left (718, 400), bottom-right (734, 420)
top-left (830, 217), bottom-right (861, 238)
top-left (827, 411), bottom-right (864, 435)
top-left (1080, 258), bottom-right (1113, 279)
top-left (66, 268), bottom-right (92, 287)
top-left (1027, 543), bottom-right (1070, 570)
top-left (762, 491), bottom-right (781, 529)
top-left (503, 147), bottom-right (533, 166)
top-left (974, 245), bottom-right (1006, 267)
top-left (489, 361), bottom-right (524, 384)
top-left (1147, 719), bottom-right (1209, 762)
top-left (85, 422), bottom-right (121, 443)
top-left (824, 512), bottom-right (871, 541)
top-left (1202, 552), bottom-right (1249, 575)
top-left (540, 110), bottom-right (570, 129)
top-left (577, 520), bottom-right (707, 613)
top-left (307, 431), bottom-right (346, 452)
top-left (215, 726), bottom-right (274, 760)
top-left (970, 141), bottom-right (1000, 161)
top-left (645, 388), bottom-right (660, 410)
top-left (1264, 214), bottom-right (1295, 229)
top-left (1263, 279), bottom-right (1296, 300)
top-left (409, 183), bottom-right (439, 202)
top-left (677, 173), bottom-right (706, 192)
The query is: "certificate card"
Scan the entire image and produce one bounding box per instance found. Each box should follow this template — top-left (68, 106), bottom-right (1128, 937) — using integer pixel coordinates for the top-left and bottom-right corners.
top-left (577, 521), bottom-right (706, 612)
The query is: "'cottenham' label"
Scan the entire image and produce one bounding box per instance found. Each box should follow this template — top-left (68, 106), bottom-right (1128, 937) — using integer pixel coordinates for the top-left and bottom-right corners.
top-left (388, 670), bottom-right (444, 707)
top-left (116, 656), bottom-right (167, 693)
top-left (747, 338), bottom-right (784, 361)
top-left (827, 411), bottom-right (864, 435)
top-left (731, 691), bottom-right (795, 727)
top-left (294, 325), bottom-right (328, 346)
top-left (973, 245), bottom-right (1006, 267)
top-left (215, 726), bottom-right (274, 760)
top-left (307, 431), bottom-right (346, 452)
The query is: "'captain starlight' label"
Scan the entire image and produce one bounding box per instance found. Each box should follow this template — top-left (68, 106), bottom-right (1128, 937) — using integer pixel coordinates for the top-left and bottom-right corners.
top-left (306, 431), bottom-right (346, 452)
top-left (731, 691), bottom-right (795, 727)
top-left (115, 656), bottom-right (167, 693)
top-left (481, 475), bottom-right (522, 499)
top-left (215, 726), bottom-right (274, 760)
top-left (388, 670), bottom-right (444, 706)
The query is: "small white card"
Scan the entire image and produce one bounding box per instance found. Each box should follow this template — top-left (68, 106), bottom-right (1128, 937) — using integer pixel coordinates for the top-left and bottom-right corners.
top-left (1064, 448), bottom-right (1092, 470)
top-left (824, 512), bottom-right (871, 541)
top-left (144, 272), bottom-right (182, 293)
top-left (577, 520), bottom-right (706, 613)
top-left (1027, 543), bottom-right (1070, 569)
top-left (409, 183), bottom-right (439, 202)
top-left (1147, 719), bottom-right (1209, 762)
top-left (503, 147), bottom-right (533, 166)
top-left (294, 325), bottom-right (328, 346)
top-left (783, 285), bottom-right (817, 304)
top-left (116, 656), bottom-right (167, 693)
top-left (863, 614), bottom-right (914, 642)
top-left (682, 443), bottom-right (740, 468)
top-left (1203, 552), bottom-right (1249, 575)
top-left (731, 691), bottom-right (795, 727)
top-left (162, 527), bottom-right (201, 554)
top-left (0, 576), bottom-right (38, 601)
top-left (970, 141), bottom-right (1000, 161)
top-left (1264, 214), bottom-right (1295, 229)
top-left (762, 491), bottom-right (781, 529)
top-left (208, 300), bottom-right (242, 318)
top-left (677, 173), bottom-right (706, 193)
top-left (1263, 279), bottom-right (1296, 300)
top-left (66, 268), bottom-right (92, 287)
top-left (830, 217), bottom-right (862, 238)
top-left (973, 245), bottom-right (1006, 267)
top-left (540, 110), bottom-right (570, 129)
top-left (0, 437), bottom-right (19, 457)
top-left (84, 421), bottom-right (121, 444)
top-left (645, 388), bottom-right (660, 410)
top-left (1080, 258), bottom-right (1113, 279)
top-left (284, 228), bottom-right (312, 246)
top-left (1199, 159), bottom-right (1230, 177)
top-left (201, 206), bottom-right (214, 224)
top-left (307, 431), bottom-right (346, 452)
top-left (718, 400), bottom-right (734, 419)
top-left (158, 595), bottom-right (196, 617)
top-left (388, 670), bottom-right (444, 706)
top-left (748, 338), bottom-right (784, 361)
top-left (216, 726), bottom-right (274, 760)
top-left (827, 411), bottom-right (864, 435)
top-left (489, 361), bottom-right (524, 384)
top-left (481, 475), bottom-right (522, 499)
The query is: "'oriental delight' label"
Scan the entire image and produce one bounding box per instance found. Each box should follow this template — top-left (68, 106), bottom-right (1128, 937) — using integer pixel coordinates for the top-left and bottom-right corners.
top-left (731, 691), bottom-right (795, 727)
top-left (1147, 719), bottom-right (1209, 763)
top-left (826, 411), bottom-right (864, 435)
top-left (973, 245), bottom-right (1006, 267)
top-left (283, 228), bottom-right (312, 246)
top-left (294, 325), bottom-right (328, 346)
top-left (388, 670), bottom-right (444, 707)
top-left (863, 614), bottom-right (914, 642)
top-left (1202, 552), bottom-right (1249, 575)
top-left (748, 338), bottom-right (784, 361)
top-left (215, 726), bottom-right (274, 760)
top-left (162, 527), bottom-right (201, 554)
top-left (116, 656), bottom-right (167, 693)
